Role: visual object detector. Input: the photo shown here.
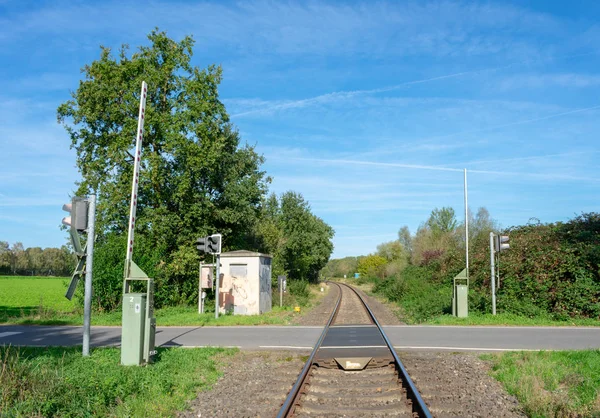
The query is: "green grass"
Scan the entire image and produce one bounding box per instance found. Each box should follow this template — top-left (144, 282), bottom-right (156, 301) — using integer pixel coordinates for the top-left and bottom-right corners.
top-left (482, 350), bottom-right (600, 417)
top-left (0, 276), bottom-right (319, 326)
top-left (0, 276), bottom-right (80, 324)
top-left (0, 345), bottom-right (234, 417)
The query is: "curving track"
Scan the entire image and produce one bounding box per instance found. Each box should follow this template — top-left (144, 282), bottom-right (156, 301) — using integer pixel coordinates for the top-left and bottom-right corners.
top-left (277, 282), bottom-right (432, 418)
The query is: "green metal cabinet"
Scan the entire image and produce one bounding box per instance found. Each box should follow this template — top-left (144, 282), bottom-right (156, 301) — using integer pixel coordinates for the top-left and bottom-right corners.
top-left (452, 269), bottom-right (469, 318)
top-left (121, 293), bottom-right (146, 366)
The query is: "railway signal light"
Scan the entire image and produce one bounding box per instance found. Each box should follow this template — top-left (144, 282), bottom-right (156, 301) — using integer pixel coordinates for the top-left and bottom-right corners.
top-left (196, 234), bottom-right (222, 255)
top-left (207, 234), bottom-right (221, 255)
top-left (62, 197), bottom-right (89, 232)
top-left (494, 235), bottom-right (510, 252)
top-left (196, 236), bottom-right (208, 253)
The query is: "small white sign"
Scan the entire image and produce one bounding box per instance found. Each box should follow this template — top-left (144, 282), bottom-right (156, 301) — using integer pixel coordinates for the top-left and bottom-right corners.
top-left (201, 291), bottom-right (207, 299)
top-left (135, 303), bottom-right (141, 314)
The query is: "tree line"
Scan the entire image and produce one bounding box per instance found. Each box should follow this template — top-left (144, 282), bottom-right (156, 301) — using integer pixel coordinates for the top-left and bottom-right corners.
top-left (0, 241), bottom-right (73, 276)
top-left (57, 30), bottom-right (334, 310)
top-left (324, 207), bottom-right (600, 321)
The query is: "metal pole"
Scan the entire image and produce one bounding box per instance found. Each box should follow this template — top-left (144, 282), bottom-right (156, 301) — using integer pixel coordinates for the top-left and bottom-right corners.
top-left (464, 168), bottom-right (469, 277)
top-left (198, 262), bottom-right (202, 314)
top-left (83, 194), bottom-right (96, 356)
top-left (215, 254), bottom-right (220, 319)
top-left (489, 232), bottom-right (496, 315)
top-left (280, 280), bottom-right (283, 308)
top-left (497, 248), bottom-right (500, 290)
top-left (124, 81), bottom-right (148, 287)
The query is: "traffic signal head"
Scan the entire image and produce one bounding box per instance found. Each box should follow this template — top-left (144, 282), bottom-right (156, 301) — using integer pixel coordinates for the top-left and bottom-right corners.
top-left (207, 234), bottom-right (221, 255)
top-left (62, 197), bottom-right (88, 232)
top-left (196, 236), bottom-right (208, 253)
top-left (495, 235), bottom-right (510, 252)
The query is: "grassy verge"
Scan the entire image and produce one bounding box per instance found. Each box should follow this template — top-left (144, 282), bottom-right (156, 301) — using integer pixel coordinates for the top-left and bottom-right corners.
top-left (0, 345), bottom-right (235, 417)
top-left (1, 305), bottom-right (303, 326)
top-left (1, 275), bottom-right (323, 326)
top-left (482, 350), bottom-right (600, 417)
top-left (423, 313), bottom-right (600, 327)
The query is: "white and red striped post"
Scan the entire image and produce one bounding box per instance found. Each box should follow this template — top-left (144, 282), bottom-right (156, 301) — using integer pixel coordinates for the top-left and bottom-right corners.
top-left (124, 81), bottom-right (148, 286)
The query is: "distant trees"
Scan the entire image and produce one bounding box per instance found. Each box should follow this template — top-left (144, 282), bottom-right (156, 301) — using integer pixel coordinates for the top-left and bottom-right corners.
top-left (323, 205), bottom-right (498, 282)
top-left (0, 241), bottom-right (73, 276)
top-left (321, 256), bottom-right (361, 278)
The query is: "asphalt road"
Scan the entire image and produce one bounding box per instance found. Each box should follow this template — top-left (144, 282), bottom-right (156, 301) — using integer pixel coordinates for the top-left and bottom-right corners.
top-left (1, 324), bottom-right (599, 352)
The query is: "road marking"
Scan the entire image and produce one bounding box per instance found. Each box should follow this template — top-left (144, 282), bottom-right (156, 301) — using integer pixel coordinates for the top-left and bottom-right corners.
top-left (331, 325), bottom-right (376, 328)
top-left (0, 332), bottom-right (22, 338)
top-left (320, 345), bottom-right (387, 349)
top-left (383, 325), bottom-right (600, 330)
top-left (393, 345), bottom-right (543, 351)
top-left (259, 345), bottom-right (313, 349)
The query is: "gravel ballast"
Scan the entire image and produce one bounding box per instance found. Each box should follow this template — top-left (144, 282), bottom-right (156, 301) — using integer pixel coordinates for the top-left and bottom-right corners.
top-left (180, 350), bottom-right (524, 417)
top-left (180, 282), bottom-right (524, 417)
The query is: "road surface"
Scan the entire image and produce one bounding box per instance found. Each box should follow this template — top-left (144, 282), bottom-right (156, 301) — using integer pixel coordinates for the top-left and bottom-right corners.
top-left (1, 324), bottom-right (599, 352)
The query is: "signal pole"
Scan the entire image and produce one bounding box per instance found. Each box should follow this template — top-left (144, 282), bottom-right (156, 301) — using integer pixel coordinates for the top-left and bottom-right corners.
top-left (489, 232), bottom-right (496, 315)
top-left (215, 254), bottom-right (220, 319)
top-left (464, 169), bottom-right (469, 277)
top-left (82, 194), bottom-right (96, 356)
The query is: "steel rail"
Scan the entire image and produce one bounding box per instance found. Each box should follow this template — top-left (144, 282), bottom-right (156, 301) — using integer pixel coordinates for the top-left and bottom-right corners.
top-left (340, 282), bottom-right (433, 418)
top-left (276, 281), bottom-right (343, 418)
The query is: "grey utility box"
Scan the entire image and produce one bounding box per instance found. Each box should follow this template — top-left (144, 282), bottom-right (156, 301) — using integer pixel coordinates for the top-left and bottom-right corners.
top-left (452, 269), bottom-right (469, 318)
top-left (121, 293), bottom-right (146, 366)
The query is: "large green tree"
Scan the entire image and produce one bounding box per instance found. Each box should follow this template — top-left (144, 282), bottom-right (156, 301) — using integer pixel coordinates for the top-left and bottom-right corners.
top-left (57, 30), bottom-right (269, 305)
top-left (255, 192), bottom-right (334, 282)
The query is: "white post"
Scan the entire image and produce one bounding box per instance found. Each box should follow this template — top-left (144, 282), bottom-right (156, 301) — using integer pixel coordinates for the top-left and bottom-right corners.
top-left (82, 194), bottom-right (96, 356)
top-left (464, 168), bottom-right (469, 277)
top-left (215, 254), bottom-right (220, 319)
top-left (489, 232), bottom-right (496, 315)
top-left (124, 81), bottom-right (148, 286)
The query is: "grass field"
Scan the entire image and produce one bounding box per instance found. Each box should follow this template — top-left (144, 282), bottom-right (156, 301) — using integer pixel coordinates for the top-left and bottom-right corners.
top-left (482, 350), bottom-right (600, 417)
top-left (0, 345), bottom-right (234, 417)
top-left (0, 276), bottom-right (321, 326)
top-left (0, 276), bottom-right (79, 323)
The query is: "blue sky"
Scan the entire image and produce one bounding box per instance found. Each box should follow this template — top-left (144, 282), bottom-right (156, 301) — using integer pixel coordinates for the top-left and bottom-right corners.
top-left (0, 0), bottom-right (599, 258)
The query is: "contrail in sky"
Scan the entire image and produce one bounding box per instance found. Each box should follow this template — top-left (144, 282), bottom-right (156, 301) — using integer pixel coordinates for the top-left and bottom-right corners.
top-left (231, 64), bottom-right (516, 118)
top-left (231, 50), bottom-right (600, 118)
top-left (282, 157), bottom-right (600, 182)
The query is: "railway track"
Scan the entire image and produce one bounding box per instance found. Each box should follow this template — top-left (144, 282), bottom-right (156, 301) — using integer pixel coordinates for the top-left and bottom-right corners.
top-left (277, 282), bottom-right (432, 418)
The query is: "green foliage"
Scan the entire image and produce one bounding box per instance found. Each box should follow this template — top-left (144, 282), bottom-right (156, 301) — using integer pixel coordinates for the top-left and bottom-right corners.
top-left (254, 192), bottom-right (334, 283)
top-left (484, 350), bottom-right (600, 417)
top-left (427, 206), bottom-right (458, 236)
top-left (371, 265), bottom-right (451, 322)
top-left (367, 210), bottom-right (600, 323)
top-left (321, 256), bottom-right (361, 278)
top-left (357, 254), bottom-right (387, 279)
top-left (57, 30), bottom-right (268, 308)
top-left (0, 345), bottom-right (233, 417)
top-left (0, 241), bottom-right (72, 276)
top-left (287, 279), bottom-right (311, 307)
top-left (468, 215), bottom-right (600, 319)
